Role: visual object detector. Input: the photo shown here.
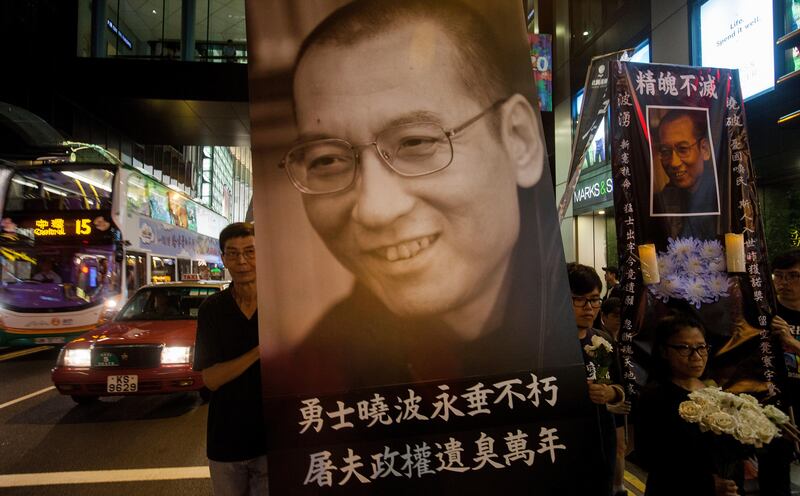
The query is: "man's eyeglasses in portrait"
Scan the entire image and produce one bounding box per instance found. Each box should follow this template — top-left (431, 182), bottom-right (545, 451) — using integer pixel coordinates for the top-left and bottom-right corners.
top-left (280, 99), bottom-right (506, 195)
top-left (657, 139), bottom-right (701, 161)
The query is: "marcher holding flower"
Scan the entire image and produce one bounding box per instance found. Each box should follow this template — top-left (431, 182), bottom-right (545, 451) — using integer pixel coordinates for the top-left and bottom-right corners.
top-left (636, 315), bottom-right (738, 496)
top-left (568, 263), bottom-right (626, 496)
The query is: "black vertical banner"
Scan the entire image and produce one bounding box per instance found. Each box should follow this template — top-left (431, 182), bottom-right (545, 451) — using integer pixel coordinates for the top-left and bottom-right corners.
top-left (609, 61), bottom-right (779, 400)
top-left (557, 49), bottom-right (631, 221)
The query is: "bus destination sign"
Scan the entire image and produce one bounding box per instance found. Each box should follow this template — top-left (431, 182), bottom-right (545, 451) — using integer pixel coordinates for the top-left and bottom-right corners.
top-left (33, 218), bottom-right (93, 236)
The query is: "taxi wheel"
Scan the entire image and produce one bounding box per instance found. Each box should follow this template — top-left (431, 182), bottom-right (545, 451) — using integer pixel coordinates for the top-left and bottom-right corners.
top-left (71, 395), bottom-right (99, 405)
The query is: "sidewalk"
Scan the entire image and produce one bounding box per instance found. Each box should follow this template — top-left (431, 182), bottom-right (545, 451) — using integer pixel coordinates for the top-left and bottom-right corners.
top-left (623, 459), bottom-right (800, 495)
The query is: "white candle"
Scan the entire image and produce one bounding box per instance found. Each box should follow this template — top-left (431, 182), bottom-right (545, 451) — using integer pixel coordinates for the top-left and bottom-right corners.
top-left (725, 233), bottom-right (746, 273)
top-left (638, 244), bottom-right (660, 285)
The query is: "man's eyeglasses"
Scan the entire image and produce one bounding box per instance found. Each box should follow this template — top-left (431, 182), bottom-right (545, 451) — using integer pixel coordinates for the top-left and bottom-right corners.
top-left (773, 270), bottom-right (800, 283)
top-left (223, 248), bottom-right (256, 261)
top-left (666, 343), bottom-right (710, 357)
top-left (279, 99), bottom-right (507, 195)
top-left (571, 296), bottom-right (603, 308)
top-left (657, 139), bottom-right (701, 161)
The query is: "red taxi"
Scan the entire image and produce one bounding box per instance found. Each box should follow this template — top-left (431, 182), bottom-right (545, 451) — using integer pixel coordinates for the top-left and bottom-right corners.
top-left (51, 281), bottom-right (227, 404)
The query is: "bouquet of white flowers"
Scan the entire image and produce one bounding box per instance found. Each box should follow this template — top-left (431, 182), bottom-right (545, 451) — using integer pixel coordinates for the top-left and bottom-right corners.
top-left (678, 387), bottom-right (788, 448)
top-left (648, 237), bottom-right (730, 309)
top-left (584, 334), bottom-right (614, 384)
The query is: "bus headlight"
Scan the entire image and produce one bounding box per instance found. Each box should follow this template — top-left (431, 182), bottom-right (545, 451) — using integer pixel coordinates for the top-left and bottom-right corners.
top-left (63, 348), bottom-right (92, 367)
top-left (161, 346), bottom-right (192, 365)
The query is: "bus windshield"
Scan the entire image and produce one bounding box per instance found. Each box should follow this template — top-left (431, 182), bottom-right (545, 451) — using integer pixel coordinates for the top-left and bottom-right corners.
top-left (4, 167), bottom-right (114, 213)
top-left (1, 166), bottom-right (119, 312)
top-left (0, 246), bottom-right (118, 311)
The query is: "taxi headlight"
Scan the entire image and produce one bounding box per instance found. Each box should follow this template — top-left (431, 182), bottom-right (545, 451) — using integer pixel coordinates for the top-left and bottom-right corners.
top-left (104, 298), bottom-right (118, 309)
top-left (64, 348), bottom-right (92, 367)
top-left (161, 346), bottom-right (192, 365)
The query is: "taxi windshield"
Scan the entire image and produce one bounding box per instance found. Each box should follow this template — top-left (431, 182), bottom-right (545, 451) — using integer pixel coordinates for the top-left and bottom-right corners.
top-left (116, 287), bottom-right (220, 321)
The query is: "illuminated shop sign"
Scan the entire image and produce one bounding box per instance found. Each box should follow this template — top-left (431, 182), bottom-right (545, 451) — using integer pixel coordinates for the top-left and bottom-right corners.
top-left (698, 0), bottom-right (774, 100)
top-left (33, 218), bottom-right (92, 236)
top-left (106, 19), bottom-right (133, 49)
top-left (573, 168), bottom-right (613, 215)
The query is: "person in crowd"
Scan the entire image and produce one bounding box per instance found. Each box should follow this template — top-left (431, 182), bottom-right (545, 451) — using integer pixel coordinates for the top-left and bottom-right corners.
top-left (32, 259), bottom-right (62, 284)
top-left (193, 222), bottom-right (267, 495)
top-left (758, 249), bottom-right (800, 496)
top-left (636, 315), bottom-right (738, 496)
top-left (600, 297), bottom-right (632, 496)
top-left (222, 39), bottom-right (236, 62)
top-left (602, 266), bottom-right (622, 301)
top-left (568, 263), bottom-right (626, 496)
top-left (267, 0), bottom-right (575, 395)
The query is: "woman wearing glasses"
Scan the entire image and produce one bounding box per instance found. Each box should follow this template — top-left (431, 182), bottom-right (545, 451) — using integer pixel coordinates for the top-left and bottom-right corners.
top-left (636, 315), bottom-right (739, 496)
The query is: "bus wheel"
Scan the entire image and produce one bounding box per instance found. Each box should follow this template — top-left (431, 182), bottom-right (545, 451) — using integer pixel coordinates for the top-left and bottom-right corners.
top-left (71, 395), bottom-right (99, 405)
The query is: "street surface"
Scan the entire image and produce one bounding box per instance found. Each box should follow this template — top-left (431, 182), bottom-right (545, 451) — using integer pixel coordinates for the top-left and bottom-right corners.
top-left (0, 346), bottom-right (212, 495)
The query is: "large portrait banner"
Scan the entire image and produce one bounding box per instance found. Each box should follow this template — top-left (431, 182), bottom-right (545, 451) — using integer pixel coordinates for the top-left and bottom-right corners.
top-left (609, 61), bottom-right (780, 401)
top-left (246, 0), bottom-right (609, 493)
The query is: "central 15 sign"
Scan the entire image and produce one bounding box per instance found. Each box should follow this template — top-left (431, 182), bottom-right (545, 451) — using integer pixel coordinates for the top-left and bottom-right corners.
top-left (34, 218), bottom-right (92, 236)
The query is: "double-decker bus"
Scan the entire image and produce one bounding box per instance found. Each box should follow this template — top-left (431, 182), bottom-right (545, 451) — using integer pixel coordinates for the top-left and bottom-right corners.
top-left (0, 114), bottom-right (227, 347)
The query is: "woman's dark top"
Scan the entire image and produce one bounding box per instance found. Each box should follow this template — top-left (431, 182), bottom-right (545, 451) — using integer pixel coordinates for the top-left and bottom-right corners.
top-left (635, 380), bottom-right (717, 496)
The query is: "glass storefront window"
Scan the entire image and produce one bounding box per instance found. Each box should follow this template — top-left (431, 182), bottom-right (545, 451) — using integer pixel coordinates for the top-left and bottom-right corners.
top-left (151, 256), bottom-right (176, 283)
top-left (178, 258), bottom-right (192, 280)
top-left (787, 0), bottom-right (800, 33)
top-left (762, 183), bottom-right (800, 259)
top-left (126, 251), bottom-right (147, 292)
top-left (571, 41), bottom-right (650, 171)
top-left (83, 0), bottom-right (246, 62)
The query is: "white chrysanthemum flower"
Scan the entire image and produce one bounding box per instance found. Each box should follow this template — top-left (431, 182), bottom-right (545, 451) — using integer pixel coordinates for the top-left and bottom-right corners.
top-left (685, 278), bottom-right (710, 308)
top-left (685, 255), bottom-right (704, 275)
top-left (701, 240), bottom-right (724, 259)
top-left (706, 273), bottom-right (730, 298)
top-left (669, 237), bottom-right (700, 259)
top-left (708, 257), bottom-right (727, 273)
top-left (657, 254), bottom-right (675, 275)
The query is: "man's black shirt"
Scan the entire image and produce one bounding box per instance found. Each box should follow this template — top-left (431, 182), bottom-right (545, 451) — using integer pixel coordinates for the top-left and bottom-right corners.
top-left (194, 287), bottom-right (266, 461)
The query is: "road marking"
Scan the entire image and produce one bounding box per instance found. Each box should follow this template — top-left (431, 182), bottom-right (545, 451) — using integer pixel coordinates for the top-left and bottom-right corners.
top-left (0, 386), bottom-right (56, 410)
top-left (0, 466), bottom-right (211, 487)
top-left (0, 346), bottom-right (53, 362)
top-left (624, 469), bottom-right (646, 493)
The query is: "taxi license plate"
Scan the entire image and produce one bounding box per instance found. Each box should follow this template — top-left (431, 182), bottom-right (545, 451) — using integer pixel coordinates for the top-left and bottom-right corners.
top-left (34, 337), bottom-right (66, 344)
top-left (106, 375), bottom-right (138, 393)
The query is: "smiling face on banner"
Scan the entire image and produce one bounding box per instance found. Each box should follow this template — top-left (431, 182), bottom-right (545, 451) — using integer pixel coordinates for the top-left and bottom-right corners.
top-left (657, 114), bottom-right (711, 193)
top-left (294, 28), bottom-right (536, 332)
